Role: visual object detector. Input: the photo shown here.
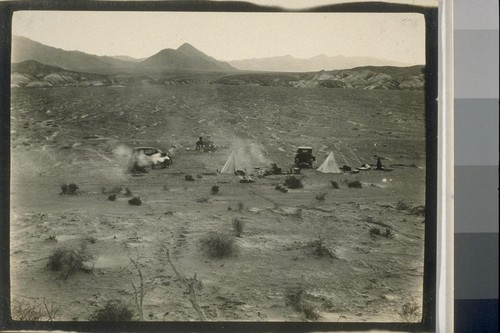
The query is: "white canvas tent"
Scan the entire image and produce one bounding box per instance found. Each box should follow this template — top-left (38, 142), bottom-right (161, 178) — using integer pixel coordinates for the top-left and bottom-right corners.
top-left (317, 151), bottom-right (341, 173)
top-left (220, 151), bottom-right (246, 174)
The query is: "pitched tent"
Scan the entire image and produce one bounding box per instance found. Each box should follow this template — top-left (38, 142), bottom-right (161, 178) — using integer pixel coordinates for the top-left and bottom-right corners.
top-left (317, 151), bottom-right (341, 173)
top-left (220, 151), bottom-right (246, 174)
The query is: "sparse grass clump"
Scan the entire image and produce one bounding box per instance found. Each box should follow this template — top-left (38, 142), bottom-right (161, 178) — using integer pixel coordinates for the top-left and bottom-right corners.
top-left (284, 176), bottom-right (303, 189)
top-left (90, 300), bottom-right (134, 321)
top-left (232, 218), bottom-right (245, 237)
top-left (347, 180), bottom-right (362, 188)
top-left (184, 175), bottom-right (194, 181)
top-left (315, 192), bottom-right (327, 201)
top-left (46, 244), bottom-right (96, 279)
top-left (330, 180), bottom-right (339, 189)
top-left (128, 197), bottom-right (142, 206)
top-left (369, 226), bottom-right (381, 236)
top-left (200, 232), bottom-right (236, 259)
top-left (398, 299), bottom-right (421, 322)
top-left (396, 200), bottom-right (409, 211)
top-left (211, 185), bottom-right (219, 195)
top-left (308, 237), bottom-right (336, 258)
top-left (60, 183), bottom-right (79, 194)
top-left (11, 298), bottom-right (60, 321)
top-left (284, 284), bottom-right (320, 321)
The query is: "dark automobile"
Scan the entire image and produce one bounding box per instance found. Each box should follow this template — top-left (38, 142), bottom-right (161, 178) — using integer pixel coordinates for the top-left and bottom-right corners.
top-left (294, 146), bottom-right (316, 168)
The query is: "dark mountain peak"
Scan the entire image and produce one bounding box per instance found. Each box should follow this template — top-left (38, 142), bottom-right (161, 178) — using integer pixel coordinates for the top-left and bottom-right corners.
top-left (176, 43), bottom-right (208, 58)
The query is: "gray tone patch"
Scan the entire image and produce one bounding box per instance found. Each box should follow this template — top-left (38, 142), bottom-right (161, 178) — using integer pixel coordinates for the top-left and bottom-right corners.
top-left (454, 166), bottom-right (499, 233)
top-left (454, 0), bottom-right (499, 30)
top-left (455, 99), bottom-right (499, 166)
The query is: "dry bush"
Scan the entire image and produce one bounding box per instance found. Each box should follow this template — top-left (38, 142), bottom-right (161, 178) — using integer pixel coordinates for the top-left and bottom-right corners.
top-left (128, 197), bottom-right (142, 206)
top-left (196, 197), bottom-right (209, 203)
top-left (284, 284), bottom-right (320, 321)
top-left (315, 192), bottom-right (327, 201)
top-left (284, 176), bottom-right (303, 189)
top-left (330, 180), bottom-right (340, 189)
top-left (11, 298), bottom-right (60, 321)
top-left (308, 238), bottom-right (336, 258)
top-left (211, 185), bottom-right (219, 195)
top-left (108, 194), bottom-right (116, 201)
top-left (396, 200), bottom-right (409, 211)
top-left (398, 299), bottom-right (421, 322)
top-left (369, 226), bottom-right (381, 236)
top-left (347, 180), bottom-right (362, 188)
top-left (200, 232), bottom-right (236, 259)
top-left (46, 244), bottom-right (96, 279)
top-left (60, 183), bottom-right (79, 194)
top-left (90, 300), bottom-right (134, 321)
top-left (275, 185), bottom-right (282, 190)
top-left (232, 218), bottom-right (245, 237)
top-left (184, 175), bottom-right (194, 181)
top-left (384, 228), bottom-right (395, 239)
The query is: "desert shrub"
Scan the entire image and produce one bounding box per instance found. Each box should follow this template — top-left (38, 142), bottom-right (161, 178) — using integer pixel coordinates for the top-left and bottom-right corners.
top-left (330, 180), bottom-right (340, 189)
top-left (396, 200), bottom-right (409, 211)
top-left (280, 187), bottom-right (288, 193)
top-left (60, 183), bottom-right (79, 194)
top-left (369, 226), bottom-right (381, 236)
top-left (384, 228), bottom-right (394, 239)
top-left (291, 208), bottom-right (302, 219)
top-left (46, 244), bottom-right (96, 278)
top-left (211, 185), bottom-right (219, 195)
top-left (196, 174), bottom-right (203, 179)
top-left (232, 218), bottom-right (245, 237)
top-left (237, 202), bottom-right (244, 211)
top-left (315, 192), bottom-right (327, 201)
top-left (184, 175), bottom-right (194, 181)
top-left (108, 194), bottom-right (116, 201)
top-left (90, 300), bottom-right (134, 321)
top-left (275, 185), bottom-right (282, 190)
top-left (284, 176), bottom-right (303, 189)
top-left (124, 188), bottom-right (132, 197)
top-left (347, 180), bottom-right (362, 188)
top-left (196, 197), bottom-right (209, 203)
top-left (409, 205), bottom-right (425, 216)
top-left (398, 299), bottom-right (421, 322)
top-left (200, 232), bottom-right (235, 259)
top-left (308, 238), bottom-right (336, 258)
top-left (128, 197), bottom-right (142, 206)
top-left (11, 299), bottom-right (45, 321)
top-left (284, 284), bottom-right (320, 321)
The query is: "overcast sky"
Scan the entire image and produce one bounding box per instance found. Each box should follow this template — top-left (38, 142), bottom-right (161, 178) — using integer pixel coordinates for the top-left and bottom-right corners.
top-left (13, 11), bottom-right (425, 64)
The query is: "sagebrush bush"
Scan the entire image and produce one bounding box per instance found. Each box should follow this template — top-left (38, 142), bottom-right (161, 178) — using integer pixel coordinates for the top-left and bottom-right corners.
top-left (398, 299), bottom-right (421, 322)
top-left (200, 232), bottom-right (235, 258)
top-left (284, 176), bottom-right (303, 189)
top-left (347, 180), bottom-right (362, 188)
top-left (11, 299), bottom-right (45, 321)
top-left (184, 175), bottom-right (194, 181)
top-left (284, 284), bottom-right (320, 321)
top-left (46, 245), bottom-right (96, 278)
top-left (90, 300), bottom-right (134, 321)
top-left (211, 185), bottom-right (219, 195)
top-left (315, 192), bottom-right (327, 201)
top-left (128, 197), bottom-right (142, 206)
top-left (369, 226), bottom-right (381, 236)
top-left (308, 238), bottom-right (336, 258)
top-left (108, 194), bottom-right (116, 201)
top-left (61, 183), bottom-right (79, 194)
top-left (330, 181), bottom-right (340, 189)
top-left (232, 218), bottom-right (245, 237)
top-left (396, 200), bottom-right (409, 211)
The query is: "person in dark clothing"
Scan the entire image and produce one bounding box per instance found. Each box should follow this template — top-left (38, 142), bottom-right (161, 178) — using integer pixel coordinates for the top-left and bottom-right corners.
top-left (376, 157), bottom-right (383, 170)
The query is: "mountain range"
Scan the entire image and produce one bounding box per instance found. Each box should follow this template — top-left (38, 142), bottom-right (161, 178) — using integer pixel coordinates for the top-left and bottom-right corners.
top-left (11, 36), bottom-right (236, 74)
top-left (227, 54), bottom-right (411, 72)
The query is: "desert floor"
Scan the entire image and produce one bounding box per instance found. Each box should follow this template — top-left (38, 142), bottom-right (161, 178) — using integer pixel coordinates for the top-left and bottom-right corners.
top-left (10, 83), bottom-right (426, 322)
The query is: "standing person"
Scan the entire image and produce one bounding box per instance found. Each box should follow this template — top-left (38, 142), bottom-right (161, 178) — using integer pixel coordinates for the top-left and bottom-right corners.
top-left (376, 157), bottom-right (383, 170)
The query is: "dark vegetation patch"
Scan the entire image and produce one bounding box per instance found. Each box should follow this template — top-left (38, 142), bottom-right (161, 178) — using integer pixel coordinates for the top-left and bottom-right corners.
top-left (89, 300), bottom-right (134, 321)
top-left (200, 232), bottom-right (236, 259)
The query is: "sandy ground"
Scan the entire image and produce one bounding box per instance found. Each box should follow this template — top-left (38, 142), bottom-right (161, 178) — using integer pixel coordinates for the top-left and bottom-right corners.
top-left (10, 84), bottom-right (426, 322)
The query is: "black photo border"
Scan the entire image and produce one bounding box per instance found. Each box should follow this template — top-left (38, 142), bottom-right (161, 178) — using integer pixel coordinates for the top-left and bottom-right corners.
top-left (0, 1), bottom-right (438, 332)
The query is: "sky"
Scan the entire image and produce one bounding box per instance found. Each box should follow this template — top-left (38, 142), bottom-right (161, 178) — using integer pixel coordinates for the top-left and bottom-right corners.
top-left (13, 10), bottom-right (426, 64)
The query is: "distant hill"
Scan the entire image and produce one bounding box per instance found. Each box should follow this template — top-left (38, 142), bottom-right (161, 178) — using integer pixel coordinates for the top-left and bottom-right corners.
top-left (228, 54), bottom-right (411, 72)
top-left (215, 65), bottom-right (425, 90)
top-left (110, 55), bottom-right (144, 63)
top-left (12, 36), bottom-right (236, 74)
top-left (10, 60), bottom-right (155, 88)
top-left (12, 36), bottom-right (135, 74)
top-left (138, 43), bottom-right (236, 72)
